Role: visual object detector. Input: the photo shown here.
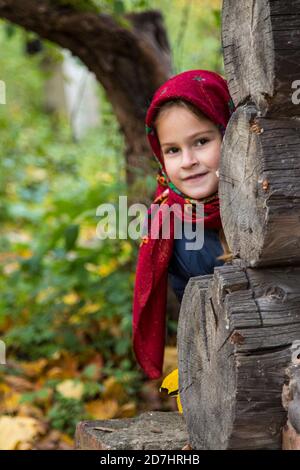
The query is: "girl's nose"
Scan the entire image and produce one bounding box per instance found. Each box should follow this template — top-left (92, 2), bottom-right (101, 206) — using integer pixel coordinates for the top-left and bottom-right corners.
top-left (181, 148), bottom-right (198, 168)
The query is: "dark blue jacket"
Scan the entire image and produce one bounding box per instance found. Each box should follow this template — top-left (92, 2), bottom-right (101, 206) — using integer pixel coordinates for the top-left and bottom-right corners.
top-left (168, 227), bottom-right (225, 303)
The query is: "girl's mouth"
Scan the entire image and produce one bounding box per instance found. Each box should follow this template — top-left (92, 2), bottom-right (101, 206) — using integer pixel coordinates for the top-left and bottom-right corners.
top-left (183, 172), bottom-right (208, 182)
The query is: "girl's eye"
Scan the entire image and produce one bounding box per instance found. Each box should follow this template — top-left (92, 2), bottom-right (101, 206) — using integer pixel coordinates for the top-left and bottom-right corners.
top-left (164, 138), bottom-right (209, 155)
top-left (195, 138), bottom-right (209, 146)
top-left (165, 147), bottom-right (179, 155)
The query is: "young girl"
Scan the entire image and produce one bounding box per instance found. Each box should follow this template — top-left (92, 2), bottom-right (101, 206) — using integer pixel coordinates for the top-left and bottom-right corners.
top-left (132, 69), bottom-right (235, 380)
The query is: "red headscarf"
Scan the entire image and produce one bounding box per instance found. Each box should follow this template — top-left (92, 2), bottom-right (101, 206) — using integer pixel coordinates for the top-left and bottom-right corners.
top-left (132, 70), bottom-right (234, 379)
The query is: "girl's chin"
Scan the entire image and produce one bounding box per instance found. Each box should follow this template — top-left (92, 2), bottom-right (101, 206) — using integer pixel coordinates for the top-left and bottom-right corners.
top-left (181, 185), bottom-right (218, 200)
top-left (178, 175), bottom-right (218, 199)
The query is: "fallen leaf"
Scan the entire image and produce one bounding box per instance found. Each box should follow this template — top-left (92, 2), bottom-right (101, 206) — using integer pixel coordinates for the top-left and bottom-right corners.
top-left (45, 367), bottom-right (64, 380)
top-left (56, 379), bottom-right (84, 400)
top-left (4, 375), bottom-right (35, 392)
top-left (117, 402), bottom-right (136, 418)
top-left (0, 390), bottom-right (22, 413)
top-left (160, 369), bottom-right (183, 414)
top-left (0, 416), bottom-right (46, 450)
top-left (102, 376), bottom-right (128, 402)
top-left (85, 399), bottom-right (119, 419)
top-left (19, 358), bottom-right (48, 378)
top-left (17, 403), bottom-right (44, 420)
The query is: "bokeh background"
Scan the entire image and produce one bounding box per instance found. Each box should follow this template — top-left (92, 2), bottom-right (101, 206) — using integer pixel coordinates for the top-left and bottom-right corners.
top-left (0, 0), bottom-right (222, 449)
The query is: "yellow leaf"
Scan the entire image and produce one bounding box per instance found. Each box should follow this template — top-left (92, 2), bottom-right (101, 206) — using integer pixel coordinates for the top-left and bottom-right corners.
top-left (0, 383), bottom-right (11, 395)
top-left (85, 399), bottom-right (118, 420)
top-left (160, 369), bottom-right (179, 396)
top-left (60, 433), bottom-right (74, 446)
top-left (19, 358), bottom-right (48, 378)
top-left (160, 368), bottom-right (183, 414)
top-left (1, 391), bottom-right (21, 413)
top-left (17, 248), bottom-right (33, 259)
top-left (102, 376), bottom-right (127, 402)
top-left (62, 292), bottom-right (80, 305)
top-left (56, 380), bottom-right (84, 400)
top-left (69, 302), bottom-right (103, 324)
top-left (77, 303), bottom-right (102, 315)
top-left (176, 394), bottom-right (183, 414)
top-left (0, 416), bottom-right (45, 450)
top-left (117, 402), bottom-right (136, 418)
top-left (98, 259), bottom-right (118, 277)
top-left (36, 287), bottom-right (56, 303)
top-left (46, 367), bottom-right (63, 379)
top-left (85, 261), bottom-right (118, 277)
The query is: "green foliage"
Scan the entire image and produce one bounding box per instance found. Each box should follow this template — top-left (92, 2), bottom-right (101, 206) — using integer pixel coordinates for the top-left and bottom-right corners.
top-left (0, 23), bottom-right (137, 374)
top-left (152, 0), bottom-right (223, 74)
top-left (47, 395), bottom-right (89, 436)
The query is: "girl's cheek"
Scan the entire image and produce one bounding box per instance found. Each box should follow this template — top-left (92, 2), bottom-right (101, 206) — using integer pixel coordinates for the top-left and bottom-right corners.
top-left (203, 148), bottom-right (220, 170)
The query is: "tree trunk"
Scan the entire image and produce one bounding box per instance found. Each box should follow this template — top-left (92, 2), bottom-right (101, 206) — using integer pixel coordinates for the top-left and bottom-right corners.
top-left (0, 0), bottom-right (172, 190)
top-left (178, 262), bottom-right (300, 449)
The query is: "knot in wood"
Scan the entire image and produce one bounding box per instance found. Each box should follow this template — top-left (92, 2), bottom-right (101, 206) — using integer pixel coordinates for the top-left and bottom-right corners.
top-left (229, 331), bottom-right (245, 345)
top-left (249, 120), bottom-right (264, 134)
top-left (265, 285), bottom-right (286, 301)
top-left (262, 179), bottom-right (269, 191)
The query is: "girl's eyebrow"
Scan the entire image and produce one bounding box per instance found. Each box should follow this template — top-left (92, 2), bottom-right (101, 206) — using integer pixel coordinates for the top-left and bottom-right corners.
top-left (161, 130), bottom-right (215, 147)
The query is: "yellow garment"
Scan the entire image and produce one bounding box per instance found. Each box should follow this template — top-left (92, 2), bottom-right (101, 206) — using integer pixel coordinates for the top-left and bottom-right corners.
top-left (159, 368), bottom-right (183, 414)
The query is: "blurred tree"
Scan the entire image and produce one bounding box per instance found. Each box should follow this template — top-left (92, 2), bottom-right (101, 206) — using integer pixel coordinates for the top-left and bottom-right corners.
top-left (0, 0), bottom-right (172, 192)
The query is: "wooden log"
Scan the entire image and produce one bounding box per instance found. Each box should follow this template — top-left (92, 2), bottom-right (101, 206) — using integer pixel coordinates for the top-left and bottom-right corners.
top-left (222, 0), bottom-right (300, 117)
top-left (282, 340), bottom-right (300, 449)
top-left (75, 411), bottom-right (189, 450)
top-left (220, 104), bottom-right (300, 267)
top-left (177, 262), bottom-right (300, 449)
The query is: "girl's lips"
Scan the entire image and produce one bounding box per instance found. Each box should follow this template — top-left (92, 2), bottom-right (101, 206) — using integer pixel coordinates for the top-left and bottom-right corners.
top-left (183, 172), bottom-right (208, 182)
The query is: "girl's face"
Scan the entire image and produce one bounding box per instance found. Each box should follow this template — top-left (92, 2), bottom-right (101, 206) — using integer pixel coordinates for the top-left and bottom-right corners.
top-left (156, 106), bottom-right (222, 200)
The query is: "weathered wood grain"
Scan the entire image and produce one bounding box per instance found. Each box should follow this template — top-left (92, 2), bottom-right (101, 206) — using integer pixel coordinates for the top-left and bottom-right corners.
top-left (220, 104), bottom-right (300, 267)
top-left (222, 0), bottom-right (300, 117)
top-left (178, 263), bottom-right (300, 449)
top-left (75, 411), bottom-right (188, 450)
top-left (281, 341), bottom-right (300, 449)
